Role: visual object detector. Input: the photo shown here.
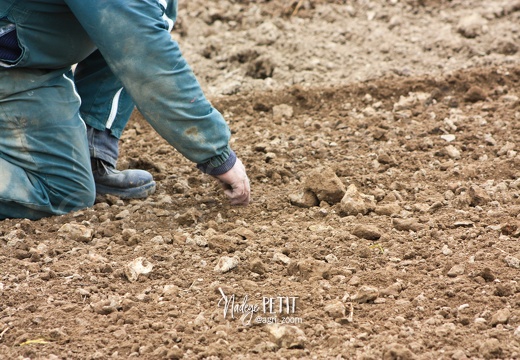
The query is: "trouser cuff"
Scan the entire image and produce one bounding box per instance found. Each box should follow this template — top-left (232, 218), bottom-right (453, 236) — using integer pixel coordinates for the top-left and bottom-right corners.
top-left (87, 126), bottom-right (119, 167)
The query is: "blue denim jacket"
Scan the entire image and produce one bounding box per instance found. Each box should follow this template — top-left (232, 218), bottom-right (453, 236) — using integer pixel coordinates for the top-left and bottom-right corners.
top-left (0, 0), bottom-right (234, 173)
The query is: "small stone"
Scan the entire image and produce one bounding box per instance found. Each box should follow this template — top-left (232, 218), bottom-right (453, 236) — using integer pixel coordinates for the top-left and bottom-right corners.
top-left (339, 184), bottom-right (376, 216)
top-left (504, 255), bottom-right (520, 269)
top-left (447, 264), bottom-right (465, 277)
top-left (382, 343), bottom-right (416, 360)
top-left (440, 134), bottom-right (456, 142)
top-left (272, 104), bottom-right (294, 121)
top-left (304, 167), bottom-right (346, 205)
top-left (78, 288), bottom-right (90, 297)
top-left (252, 21), bottom-right (281, 46)
top-left (186, 235), bottom-right (208, 247)
top-left (252, 341), bottom-right (278, 353)
top-left (497, 142), bottom-right (516, 156)
top-left (165, 346), bottom-right (183, 360)
top-left (176, 208), bottom-right (202, 226)
top-left (352, 285), bottom-right (379, 303)
top-left (324, 254), bottom-right (338, 263)
top-left (441, 245), bottom-right (453, 255)
top-left (193, 312), bottom-right (206, 327)
top-left (457, 14), bottom-right (487, 38)
top-left (250, 258), bottom-right (267, 275)
top-left (324, 300), bottom-right (345, 319)
top-left (494, 283), bottom-right (515, 297)
top-left (267, 324), bottom-right (306, 349)
top-left (265, 152), bottom-right (276, 162)
top-left (380, 282), bottom-right (403, 297)
top-left (451, 349), bottom-right (468, 360)
top-left (435, 322), bottom-right (456, 337)
top-left (289, 190), bottom-right (319, 208)
top-left (478, 338), bottom-right (502, 359)
top-left (273, 252), bottom-right (291, 265)
top-left (464, 86), bottom-right (487, 102)
top-left (122, 228), bottom-right (137, 241)
top-left (479, 267), bottom-right (496, 282)
top-left (115, 209), bottom-right (131, 219)
top-left (91, 300), bottom-right (117, 315)
top-left (48, 328), bottom-right (68, 341)
top-left (287, 258), bottom-right (330, 280)
top-left (444, 145), bottom-right (461, 160)
top-left (468, 186), bottom-right (491, 206)
top-left (483, 133), bottom-right (496, 146)
top-left (58, 223), bottom-right (93, 242)
top-left (162, 285), bottom-right (179, 297)
top-left (214, 256), bottom-right (239, 273)
top-left (308, 224), bottom-right (333, 232)
top-left (124, 257), bottom-right (154, 282)
top-left (229, 227), bottom-right (256, 240)
top-left (374, 203), bottom-right (402, 216)
top-left (514, 325), bottom-right (520, 337)
top-left (490, 308), bottom-right (510, 326)
top-left (352, 224), bottom-right (381, 240)
top-left (392, 218), bottom-right (425, 232)
top-left (453, 221), bottom-right (474, 228)
top-left (150, 235), bottom-right (164, 244)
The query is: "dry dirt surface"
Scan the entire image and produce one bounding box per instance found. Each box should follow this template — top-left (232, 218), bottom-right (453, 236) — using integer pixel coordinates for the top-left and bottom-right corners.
top-left (2, 0), bottom-right (520, 359)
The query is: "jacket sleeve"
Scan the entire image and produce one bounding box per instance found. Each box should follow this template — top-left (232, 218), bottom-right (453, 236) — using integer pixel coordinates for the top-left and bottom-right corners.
top-left (64, 0), bottom-right (233, 169)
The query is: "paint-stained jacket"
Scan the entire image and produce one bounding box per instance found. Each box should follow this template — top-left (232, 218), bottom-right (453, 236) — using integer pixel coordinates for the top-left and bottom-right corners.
top-left (0, 0), bottom-right (234, 172)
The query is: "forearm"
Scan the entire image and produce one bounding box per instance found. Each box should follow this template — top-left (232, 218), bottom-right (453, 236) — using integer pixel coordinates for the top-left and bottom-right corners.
top-left (64, 0), bottom-right (232, 166)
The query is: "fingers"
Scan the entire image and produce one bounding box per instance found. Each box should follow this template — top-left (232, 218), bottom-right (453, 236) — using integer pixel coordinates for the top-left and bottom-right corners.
top-left (215, 158), bottom-right (251, 206)
top-left (223, 175), bottom-right (250, 206)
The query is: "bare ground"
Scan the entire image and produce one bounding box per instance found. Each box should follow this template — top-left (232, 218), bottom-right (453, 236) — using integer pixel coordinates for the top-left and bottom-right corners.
top-left (1, 1), bottom-right (520, 359)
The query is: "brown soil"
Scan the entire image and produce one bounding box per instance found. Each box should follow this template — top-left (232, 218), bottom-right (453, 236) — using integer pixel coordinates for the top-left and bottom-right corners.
top-left (2, 1), bottom-right (520, 359)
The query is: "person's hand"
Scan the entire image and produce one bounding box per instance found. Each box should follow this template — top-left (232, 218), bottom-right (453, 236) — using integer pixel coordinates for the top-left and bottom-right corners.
top-left (215, 158), bottom-right (250, 206)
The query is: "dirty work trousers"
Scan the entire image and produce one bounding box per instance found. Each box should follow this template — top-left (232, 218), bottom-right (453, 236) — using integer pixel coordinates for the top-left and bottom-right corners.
top-left (0, 68), bottom-right (96, 220)
top-left (0, 0), bottom-right (232, 220)
top-left (0, 47), bottom-right (136, 220)
top-left (0, 0), bottom-right (147, 220)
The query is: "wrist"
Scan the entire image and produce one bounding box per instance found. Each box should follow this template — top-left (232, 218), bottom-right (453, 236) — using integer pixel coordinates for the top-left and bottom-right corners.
top-left (196, 149), bottom-right (237, 176)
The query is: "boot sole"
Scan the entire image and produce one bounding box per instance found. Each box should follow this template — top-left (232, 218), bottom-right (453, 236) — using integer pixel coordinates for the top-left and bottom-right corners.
top-left (95, 181), bottom-right (157, 199)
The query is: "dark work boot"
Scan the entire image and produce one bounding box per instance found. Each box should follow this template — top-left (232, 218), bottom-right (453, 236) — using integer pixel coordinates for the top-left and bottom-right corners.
top-left (91, 158), bottom-right (156, 199)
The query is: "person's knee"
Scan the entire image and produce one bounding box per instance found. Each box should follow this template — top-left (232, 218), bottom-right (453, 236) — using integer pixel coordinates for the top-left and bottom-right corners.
top-left (50, 177), bottom-right (96, 214)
